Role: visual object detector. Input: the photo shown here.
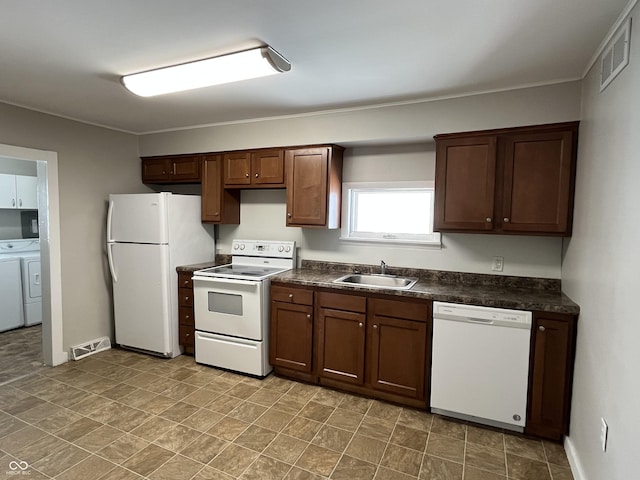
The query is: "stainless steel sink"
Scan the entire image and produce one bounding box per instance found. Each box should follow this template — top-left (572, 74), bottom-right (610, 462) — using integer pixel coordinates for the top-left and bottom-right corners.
top-left (333, 273), bottom-right (418, 290)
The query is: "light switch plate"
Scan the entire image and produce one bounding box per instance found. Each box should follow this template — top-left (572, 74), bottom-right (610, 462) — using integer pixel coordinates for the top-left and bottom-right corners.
top-left (491, 256), bottom-right (504, 272)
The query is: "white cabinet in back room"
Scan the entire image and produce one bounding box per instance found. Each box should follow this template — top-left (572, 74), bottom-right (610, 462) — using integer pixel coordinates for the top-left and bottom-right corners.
top-left (0, 174), bottom-right (38, 209)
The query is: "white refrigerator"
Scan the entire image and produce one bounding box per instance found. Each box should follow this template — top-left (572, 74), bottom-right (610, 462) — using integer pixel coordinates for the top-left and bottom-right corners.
top-left (107, 193), bottom-right (215, 357)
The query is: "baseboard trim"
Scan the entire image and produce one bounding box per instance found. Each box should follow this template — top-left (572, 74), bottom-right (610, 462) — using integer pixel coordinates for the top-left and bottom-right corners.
top-left (565, 436), bottom-right (587, 480)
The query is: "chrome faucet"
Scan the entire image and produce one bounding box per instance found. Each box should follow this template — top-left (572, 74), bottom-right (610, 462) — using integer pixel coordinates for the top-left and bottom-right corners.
top-left (380, 260), bottom-right (387, 275)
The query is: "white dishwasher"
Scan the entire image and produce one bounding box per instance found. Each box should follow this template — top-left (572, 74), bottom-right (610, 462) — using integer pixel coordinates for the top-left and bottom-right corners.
top-left (430, 301), bottom-right (532, 432)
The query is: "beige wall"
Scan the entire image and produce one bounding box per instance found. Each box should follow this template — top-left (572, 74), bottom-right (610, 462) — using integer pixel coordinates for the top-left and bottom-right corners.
top-left (562, 6), bottom-right (639, 479)
top-left (141, 82), bottom-right (582, 278)
top-left (0, 102), bottom-right (146, 350)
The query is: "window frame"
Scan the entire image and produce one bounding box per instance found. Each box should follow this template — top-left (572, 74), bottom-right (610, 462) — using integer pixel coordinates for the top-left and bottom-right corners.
top-left (340, 181), bottom-right (441, 247)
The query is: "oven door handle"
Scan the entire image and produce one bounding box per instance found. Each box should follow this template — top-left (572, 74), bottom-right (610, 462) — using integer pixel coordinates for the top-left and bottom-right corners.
top-left (192, 276), bottom-right (260, 287)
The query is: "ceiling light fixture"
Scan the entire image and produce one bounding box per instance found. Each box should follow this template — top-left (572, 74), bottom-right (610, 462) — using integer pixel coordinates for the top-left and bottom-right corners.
top-left (121, 46), bottom-right (291, 97)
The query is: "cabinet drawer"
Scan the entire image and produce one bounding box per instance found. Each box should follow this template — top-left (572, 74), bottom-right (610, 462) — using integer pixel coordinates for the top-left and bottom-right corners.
top-left (271, 285), bottom-right (314, 305)
top-left (368, 297), bottom-right (429, 322)
top-left (179, 306), bottom-right (194, 326)
top-left (179, 288), bottom-right (193, 307)
top-left (179, 324), bottom-right (195, 347)
top-left (178, 273), bottom-right (193, 289)
top-left (317, 291), bottom-right (366, 313)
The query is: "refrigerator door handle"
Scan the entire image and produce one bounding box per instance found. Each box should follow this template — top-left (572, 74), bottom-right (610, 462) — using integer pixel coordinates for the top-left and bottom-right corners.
top-left (107, 243), bottom-right (117, 283)
top-left (107, 200), bottom-right (114, 242)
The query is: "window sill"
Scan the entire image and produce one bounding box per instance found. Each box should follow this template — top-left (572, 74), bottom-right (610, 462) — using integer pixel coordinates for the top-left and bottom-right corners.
top-left (339, 236), bottom-right (442, 248)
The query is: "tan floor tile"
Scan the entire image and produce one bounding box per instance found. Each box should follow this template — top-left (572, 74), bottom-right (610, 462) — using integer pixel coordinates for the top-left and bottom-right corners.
top-left (543, 441), bottom-right (571, 467)
top-left (14, 433), bottom-right (66, 464)
top-left (367, 400), bottom-right (402, 423)
top-left (148, 453), bottom-right (203, 480)
top-left (261, 375), bottom-right (296, 394)
top-left (506, 453), bottom-right (552, 480)
top-left (311, 388), bottom-right (346, 408)
top-left (130, 415), bottom-right (178, 442)
top-left (234, 424), bottom-right (278, 452)
top-left (3, 395), bottom-right (48, 416)
top-left (299, 401), bottom-right (335, 423)
top-left (311, 424), bottom-right (353, 452)
top-left (295, 443), bottom-right (341, 477)
top-left (229, 401), bottom-right (269, 423)
top-left (390, 424), bottom-right (428, 451)
top-left (325, 407), bottom-right (363, 432)
top-left (32, 442), bottom-right (90, 477)
top-left (287, 382), bottom-right (320, 401)
top-left (248, 388), bottom-right (285, 407)
top-left (207, 394), bottom-right (240, 414)
top-left (505, 434), bottom-right (546, 462)
top-left (380, 443), bottom-right (423, 477)
top-left (0, 416), bottom-right (29, 438)
top-left (68, 394), bottom-right (116, 415)
top-left (283, 466), bottom-right (326, 480)
top-left (106, 405), bottom-right (152, 432)
top-left (240, 454), bottom-right (292, 480)
top-left (209, 443), bottom-right (259, 477)
top-left (465, 443), bottom-right (507, 476)
top-left (159, 401), bottom-right (200, 422)
top-left (338, 394), bottom-right (372, 414)
top-left (180, 433), bottom-right (228, 464)
top-left (397, 407), bottom-right (433, 432)
top-left (227, 382), bottom-right (261, 399)
top-left (74, 425), bottom-right (125, 452)
top-left (56, 454), bottom-right (117, 480)
top-left (420, 454), bottom-right (463, 480)
top-left (163, 381), bottom-right (200, 401)
top-left (121, 444), bottom-right (175, 477)
top-left (430, 416), bottom-right (466, 440)
top-left (332, 455), bottom-right (377, 480)
top-left (282, 416), bottom-right (323, 442)
top-left (263, 433), bottom-right (309, 464)
top-left (375, 466), bottom-right (416, 480)
top-left (125, 391), bottom-right (177, 415)
top-left (101, 383), bottom-right (141, 400)
top-left (192, 465), bottom-right (235, 480)
top-left (467, 425), bottom-right (504, 451)
top-left (12, 401), bottom-right (63, 423)
top-left (182, 408), bottom-right (225, 432)
top-left (55, 416), bottom-right (103, 442)
top-left (345, 433), bottom-right (387, 464)
top-left (463, 465), bottom-right (506, 480)
top-left (255, 407), bottom-right (294, 432)
top-left (182, 388), bottom-right (219, 407)
top-left (273, 394), bottom-right (308, 415)
top-left (0, 425), bottom-right (46, 455)
top-left (549, 464), bottom-right (574, 480)
top-left (35, 408), bottom-right (84, 433)
top-left (426, 433), bottom-right (465, 463)
top-left (154, 424), bottom-right (202, 451)
top-left (356, 416), bottom-right (395, 442)
top-left (98, 434), bottom-right (150, 464)
top-left (207, 416), bottom-right (250, 441)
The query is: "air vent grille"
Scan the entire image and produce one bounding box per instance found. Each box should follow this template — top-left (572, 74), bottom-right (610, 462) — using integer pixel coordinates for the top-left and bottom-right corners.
top-left (600, 17), bottom-right (632, 91)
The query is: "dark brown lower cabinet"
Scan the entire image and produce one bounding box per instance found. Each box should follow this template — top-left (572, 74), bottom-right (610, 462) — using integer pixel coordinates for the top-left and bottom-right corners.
top-left (270, 301), bottom-right (313, 373)
top-left (525, 312), bottom-right (577, 440)
top-left (368, 299), bottom-right (429, 401)
top-left (177, 271), bottom-right (195, 354)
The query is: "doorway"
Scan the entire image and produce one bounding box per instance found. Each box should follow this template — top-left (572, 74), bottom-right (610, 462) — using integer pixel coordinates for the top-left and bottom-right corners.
top-left (0, 143), bottom-right (65, 376)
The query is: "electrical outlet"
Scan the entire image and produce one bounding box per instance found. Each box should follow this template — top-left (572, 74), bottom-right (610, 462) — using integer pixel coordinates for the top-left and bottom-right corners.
top-left (491, 256), bottom-right (504, 272)
top-left (600, 418), bottom-right (608, 452)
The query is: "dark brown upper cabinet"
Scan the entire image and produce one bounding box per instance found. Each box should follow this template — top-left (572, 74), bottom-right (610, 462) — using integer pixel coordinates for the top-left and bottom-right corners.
top-left (141, 154), bottom-right (201, 184)
top-left (285, 146), bottom-right (344, 229)
top-left (201, 154), bottom-right (240, 224)
top-left (434, 122), bottom-right (579, 236)
top-left (223, 149), bottom-right (285, 188)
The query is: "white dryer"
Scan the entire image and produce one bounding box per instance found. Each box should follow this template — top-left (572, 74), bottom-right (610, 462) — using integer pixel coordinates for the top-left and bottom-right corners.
top-left (0, 239), bottom-right (41, 327)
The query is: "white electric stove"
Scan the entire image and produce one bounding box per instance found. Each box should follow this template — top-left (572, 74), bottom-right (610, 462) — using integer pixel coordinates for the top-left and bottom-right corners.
top-left (192, 239), bottom-right (296, 377)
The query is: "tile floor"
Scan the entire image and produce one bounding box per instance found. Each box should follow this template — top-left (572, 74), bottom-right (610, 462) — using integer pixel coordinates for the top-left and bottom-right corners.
top-left (0, 348), bottom-right (574, 480)
top-left (0, 325), bottom-right (45, 386)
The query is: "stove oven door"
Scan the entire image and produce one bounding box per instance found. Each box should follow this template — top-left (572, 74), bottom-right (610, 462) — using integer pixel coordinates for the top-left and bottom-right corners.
top-left (193, 277), bottom-right (266, 340)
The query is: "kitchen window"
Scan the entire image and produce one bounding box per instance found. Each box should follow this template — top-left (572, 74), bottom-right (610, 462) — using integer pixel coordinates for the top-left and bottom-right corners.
top-left (341, 181), bottom-right (441, 246)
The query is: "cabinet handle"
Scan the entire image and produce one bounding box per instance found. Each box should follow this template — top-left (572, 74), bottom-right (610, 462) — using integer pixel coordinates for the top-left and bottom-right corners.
top-left (358, 322), bottom-right (363, 328)
top-left (185, 315), bottom-right (190, 320)
top-left (288, 293), bottom-right (294, 299)
top-left (255, 173), bottom-right (259, 178)
top-left (287, 213), bottom-right (292, 218)
top-left (185, 296), bottom-right (190, 302)
top-left (183, 280), bottom-right (189, 286)
top-left (486, 217), bottom-right (492, 223)
top-left (539, 325), bottom-right (546, 332)
top-left (503, 217), bottom-right (510, 223)
top-left (162, 170), bottom-right (166, 175)
top-left (245, 173), bottom-right (250, 178)
top-left (306, 314), bottom-right (311, 319)
top-left (373, 324), bottom-right (378, 329)
top-left (185, 333), bottom-right (190, 337)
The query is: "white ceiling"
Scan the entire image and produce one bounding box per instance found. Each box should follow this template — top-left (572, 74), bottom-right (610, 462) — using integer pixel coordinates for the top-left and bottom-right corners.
top-left (0, 0), bottom-right (628, 134)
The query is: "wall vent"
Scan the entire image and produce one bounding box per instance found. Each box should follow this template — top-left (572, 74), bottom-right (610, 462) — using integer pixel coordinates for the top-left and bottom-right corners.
top-left (70, 336), bottom-right (111, 360)
top-left (600, 17), bottom-right (632, 92)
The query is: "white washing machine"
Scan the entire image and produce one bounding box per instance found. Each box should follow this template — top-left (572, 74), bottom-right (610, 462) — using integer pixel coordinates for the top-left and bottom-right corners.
top-left (0, 239), bottom-right (41, 327)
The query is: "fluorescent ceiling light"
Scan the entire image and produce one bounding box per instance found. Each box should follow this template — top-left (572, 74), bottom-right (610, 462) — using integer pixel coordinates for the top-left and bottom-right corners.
top-left (122, 46), bottom-right (290, 97)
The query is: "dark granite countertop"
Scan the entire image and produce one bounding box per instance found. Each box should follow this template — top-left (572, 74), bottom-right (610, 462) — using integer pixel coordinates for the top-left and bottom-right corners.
top-left (271, 260), bottom-right (580, 315)
top-left (176, 255), bottom-right (231, 273)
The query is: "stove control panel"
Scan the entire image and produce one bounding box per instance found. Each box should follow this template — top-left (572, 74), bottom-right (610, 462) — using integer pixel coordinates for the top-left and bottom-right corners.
top-left (231, 240), bottom-right (296, 259)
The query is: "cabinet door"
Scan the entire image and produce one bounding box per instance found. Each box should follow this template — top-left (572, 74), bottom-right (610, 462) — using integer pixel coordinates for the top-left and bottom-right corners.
top-left (169, 156), bottom-right (201, 182)
top-left (285, 148), bottom-right (329, 227)
top-left (141, 158), bottom-right (170, 183)
top-left (0, 174), bottom-right (17, 208)
top-left (317, 307), bottom-right (366, 385)
top-left (270, 301), bottom-right (314, 372)
top-left (501, 130), bottom-right (575, 235)
top-left (369, 315), bottom-right (427, 400)
top-left (201, 155), bottom-right (240, 224)
top-left (434, 136), bottom-right (497, 231)
top-left (526, 315), bottom-right (576, 440)
top-left (15, 176), bottom-right (38, 209)
top-left (224, 152), bottom-right (252, 186)
top-left (252, 149), bottom-right (285, 186)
